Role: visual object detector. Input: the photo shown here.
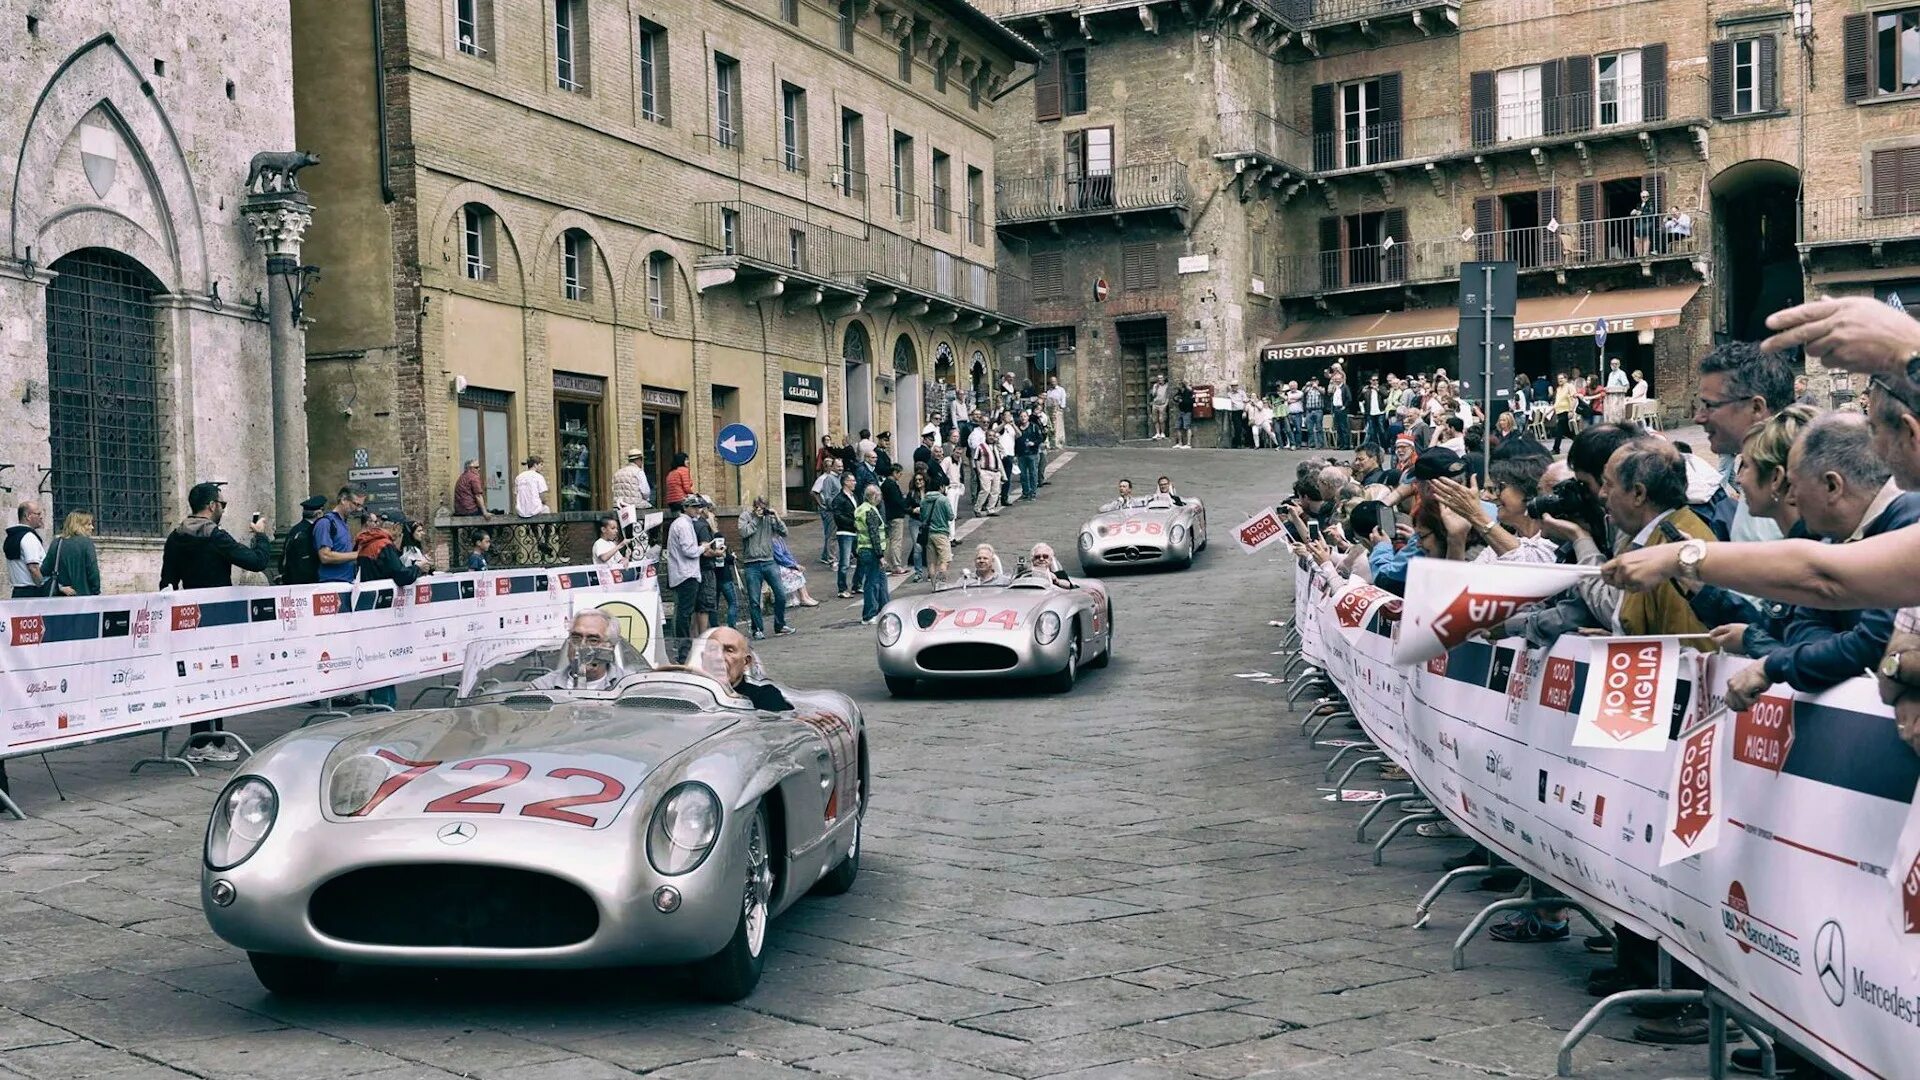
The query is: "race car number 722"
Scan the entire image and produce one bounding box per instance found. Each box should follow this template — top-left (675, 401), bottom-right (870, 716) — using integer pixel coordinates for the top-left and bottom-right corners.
top-left (927, 607), bottom-right (1019, 629)
top-left (352, 749), bottom-right (627, 826)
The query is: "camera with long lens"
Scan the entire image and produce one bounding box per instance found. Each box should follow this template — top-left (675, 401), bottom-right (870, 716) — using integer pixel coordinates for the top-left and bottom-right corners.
top-left (1524, 476), bottom-right (1606, 536)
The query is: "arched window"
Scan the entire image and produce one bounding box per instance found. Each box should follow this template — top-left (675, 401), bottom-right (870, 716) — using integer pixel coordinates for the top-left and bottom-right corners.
top-left (46, 249), bottom-right (165, 535)
top-left (892, 333), bottom-right (916, 375)
top-left (843, 322), bottom-right (870, 365)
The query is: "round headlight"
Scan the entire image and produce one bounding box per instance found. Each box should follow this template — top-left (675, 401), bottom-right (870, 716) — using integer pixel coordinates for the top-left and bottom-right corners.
top-left (878, 612), bottom-right (903, 647)
top-left (1036, 610), bottom-right (1062, 645)
top-left (647, 782), bottom-right (721, 876)
top-left (1079, 531), bottom-right (1094, 549)
top-left (327, 754), bottom-right (390, 817)
top-left (206, 777), bottom-right (278, 871)
top-left (1171, 524), bottom-right (1187, 544)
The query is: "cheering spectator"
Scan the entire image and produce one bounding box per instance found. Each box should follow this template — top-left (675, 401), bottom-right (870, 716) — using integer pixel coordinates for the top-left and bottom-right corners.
top-left (1425, 455), bottom-right (1558, 565)
top-left (41, 510), bottom-right (102, 597)
top-left (1689, 406), bottom-right (1818, 657)
top-left (1693, 342), bottom-right (1796, 543)
top-left (160, 481), bottom-right (273, 762)
top-left (591, 514), bottom-right (625, 566)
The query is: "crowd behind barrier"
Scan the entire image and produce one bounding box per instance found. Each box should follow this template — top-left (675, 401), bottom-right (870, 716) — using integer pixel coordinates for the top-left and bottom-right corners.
top-left (0, 562), bottom-right (662, 774)
top-left (1292, 558), bottom-right (1920, 1080)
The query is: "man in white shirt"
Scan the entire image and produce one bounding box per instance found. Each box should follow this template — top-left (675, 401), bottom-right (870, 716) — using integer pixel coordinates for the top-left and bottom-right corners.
top-left (4, 500), bottom-right (46, 596)
top-left (1044, 376), bottom-right (1068, 449)
top-left (514, 456), bottom-right (550, 517)
top-left (1603, 357), bottom-right (1630, 423)
top-left (1150, 375), bottom-right (1170, 440)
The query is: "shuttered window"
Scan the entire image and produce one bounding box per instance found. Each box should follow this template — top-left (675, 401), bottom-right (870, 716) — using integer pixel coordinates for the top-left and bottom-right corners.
top-left (1870, 147), bottom-right (1920, 217)
top-left (1713, 37), bottom-right (1778, 117)
top-left (1032, 251), bottom-right (1066, 298)
top-left (1034, 51), bottom-right (1061, 121)
top-left (1122, 244), bottom-right (1159, 291)
top-left (1062, 50), bottom-right (1088, 115)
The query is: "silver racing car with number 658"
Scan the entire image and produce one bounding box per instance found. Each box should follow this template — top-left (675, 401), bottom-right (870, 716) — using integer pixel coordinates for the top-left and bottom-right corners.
top-left (200, 631), bottom-right (866, 1003)
top-left (1078, 494), bottom-right (1207, 572)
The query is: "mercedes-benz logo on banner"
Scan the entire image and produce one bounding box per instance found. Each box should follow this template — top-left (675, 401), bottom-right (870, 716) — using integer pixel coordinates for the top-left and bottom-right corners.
top-left (437, 822), bottom-right (477, 846)
top-left (1813, 920), bottom-right (1846, 1007)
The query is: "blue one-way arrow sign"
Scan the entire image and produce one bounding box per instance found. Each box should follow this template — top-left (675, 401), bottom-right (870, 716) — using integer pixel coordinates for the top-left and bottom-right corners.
top-left (715, 423), bottom-right (758, 466)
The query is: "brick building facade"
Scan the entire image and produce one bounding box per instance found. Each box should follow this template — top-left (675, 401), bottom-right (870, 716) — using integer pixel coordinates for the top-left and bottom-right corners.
top-left (291, 0), bottom-right (1035, 529)
top-left (0, 2), bottom-right (292, 590)
top-left (985, 0), bottom-right (1920, 440)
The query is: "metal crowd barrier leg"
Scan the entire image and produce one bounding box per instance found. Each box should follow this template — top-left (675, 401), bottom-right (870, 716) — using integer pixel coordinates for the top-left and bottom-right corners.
top-left (1305, 709), bottom-right (1353, 741)
top-left (0, 785), bottom-right (26, 821)
top-left (1323, 741), bottom-right (1379, 779)
top-left (1451, 881), bottom-right (1538, 970)
top-left (1558, 950), bottom-right (1702, 1077)
top-left (301, 710), bottom-right (350, 728)
top-left (1705, 987), bottom-right (1776, 1080)
top-left (408, 685), bottom-right (458, 710)
top-left (1557, 901), bottom-right (1617, 953)
top-left (1372, 811), bottom-right (1441, 865)
top-left (1412, 863), bottom-right (1493, 928)
top-left (1355, 791), bottom-right (1424, 841)
top-left (1331, 754), bottom-right (1385, 798)
top-left (1298, 698), bottom-right (1342, 734)
top-left (131, 730), bottom-right (199, 777)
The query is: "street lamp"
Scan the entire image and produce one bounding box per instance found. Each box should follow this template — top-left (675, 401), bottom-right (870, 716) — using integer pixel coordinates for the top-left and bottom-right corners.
top-left (1792, 0), bottom-right (1815, 45)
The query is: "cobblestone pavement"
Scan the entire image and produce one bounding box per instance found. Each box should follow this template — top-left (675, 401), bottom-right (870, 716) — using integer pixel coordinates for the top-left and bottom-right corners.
top-left (0, 446), bottom-right (1704, 1079)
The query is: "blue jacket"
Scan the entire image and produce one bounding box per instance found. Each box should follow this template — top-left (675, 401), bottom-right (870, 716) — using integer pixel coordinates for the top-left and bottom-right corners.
top-left (1368, 539), bottom-right (1421, 594)
top-left (1760, 492), bottom-right (1920, 692)
top-left (1688, 520), bottom-right (1805, 655)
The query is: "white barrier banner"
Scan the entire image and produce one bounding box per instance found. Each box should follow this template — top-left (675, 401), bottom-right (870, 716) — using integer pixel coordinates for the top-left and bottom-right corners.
top-left (1293, 570), bottom-right (1920, 1080)
top-left (1393, 558), bottom-right (1596, 665)
top-left (1, 563), bottom-right (660, 759)
top-left (1574, 637), bottom-right (1683, 753)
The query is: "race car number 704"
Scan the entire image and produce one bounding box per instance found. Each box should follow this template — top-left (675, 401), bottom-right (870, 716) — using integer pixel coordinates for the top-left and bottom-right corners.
top-left (927, 607), bottom-right (1019, 629)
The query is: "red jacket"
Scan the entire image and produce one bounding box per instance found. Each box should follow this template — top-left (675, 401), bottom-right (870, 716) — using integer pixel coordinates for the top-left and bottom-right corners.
top-left (664, 465), bottom-right (693, 506)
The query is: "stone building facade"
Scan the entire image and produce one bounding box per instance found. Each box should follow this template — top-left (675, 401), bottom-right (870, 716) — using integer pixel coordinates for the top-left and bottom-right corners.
top-left (291, 0), bottom-right (1036, 531)
top-left (0, 2), bottom-right (293, 591)
top-left (985, 0), bottom-right (1920, 439)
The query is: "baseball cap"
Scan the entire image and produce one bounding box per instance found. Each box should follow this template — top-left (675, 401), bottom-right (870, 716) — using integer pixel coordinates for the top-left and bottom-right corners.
top-left (1411, 446), bottom-right (1466, 482)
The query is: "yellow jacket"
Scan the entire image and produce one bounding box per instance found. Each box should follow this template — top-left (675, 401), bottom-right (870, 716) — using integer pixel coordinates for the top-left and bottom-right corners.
top-left (1618, 506), bottom-right (1717, 648)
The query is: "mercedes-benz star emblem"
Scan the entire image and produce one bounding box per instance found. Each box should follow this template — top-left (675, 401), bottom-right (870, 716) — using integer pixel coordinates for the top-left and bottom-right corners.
top-left (437, 821), bottom-right (477, 846)
top-left (1813, 920), bottom-right (1846, 1007)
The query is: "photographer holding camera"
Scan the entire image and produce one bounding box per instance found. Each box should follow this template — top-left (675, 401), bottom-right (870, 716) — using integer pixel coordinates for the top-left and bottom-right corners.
top-left (738, 496), bottom-right (797, 641)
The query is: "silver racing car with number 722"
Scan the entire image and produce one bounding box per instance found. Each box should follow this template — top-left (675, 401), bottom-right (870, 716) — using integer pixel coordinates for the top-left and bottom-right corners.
top-left (874, 559), bottom-right (1113, 696)
top-left (199, 626), bottom-right (866, 1003)
top-left (1077, 492), bottom-right (1207, 572)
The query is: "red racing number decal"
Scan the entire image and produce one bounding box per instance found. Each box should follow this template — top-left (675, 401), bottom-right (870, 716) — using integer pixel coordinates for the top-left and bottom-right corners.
top-left (422, 757), bottom-right (533, 815)
top-left (353, 749), bottom-right (445, 817)
top-left (1118, 520), bottom-right (1165, 536)
top-left (520, 768), bottom-right (628, 827)
top-left (929, 607), bottom-right (1020, 629)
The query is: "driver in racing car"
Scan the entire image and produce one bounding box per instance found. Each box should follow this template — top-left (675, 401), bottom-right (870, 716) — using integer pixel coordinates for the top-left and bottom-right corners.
top-left (694, 627), bottom-right (793, 711)
top-left (531, 610), bottom-right (631, 690)
top-left (1100, 479), bottom-right (1134, 512)
top-left (1027, 543), bottom-right (1074, 588)
top-left (964, 543), bottom-right (1007, 585)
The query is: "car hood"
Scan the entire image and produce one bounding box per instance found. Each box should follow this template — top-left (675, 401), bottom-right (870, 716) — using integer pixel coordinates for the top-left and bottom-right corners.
top-left (318, 703), bottom-right (739, 827)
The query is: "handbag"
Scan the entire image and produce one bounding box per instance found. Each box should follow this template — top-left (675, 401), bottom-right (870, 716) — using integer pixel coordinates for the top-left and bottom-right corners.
top-left (14, 538), bottom-right (64, 598)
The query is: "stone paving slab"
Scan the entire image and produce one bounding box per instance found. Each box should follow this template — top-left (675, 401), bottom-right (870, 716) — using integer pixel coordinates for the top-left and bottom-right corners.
top-left (0, 445), bottom-right (1711, 1078)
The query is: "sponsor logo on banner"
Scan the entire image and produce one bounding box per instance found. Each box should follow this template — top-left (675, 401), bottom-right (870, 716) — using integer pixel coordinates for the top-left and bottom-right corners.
top-left (1333, 583), bottom-right (1396, 630)
top-left (1661, 716), bottom-right (1724, 865)
top-left (1721, 881), bottom-right (1802, 972)
top-left (1732, 694), bottom-right (1794, 773)
top-left (1574, 638), bottom-right (1677, 752)
top-left (1234, 509), bottom-right (1287, 554)
top-left (1394, 559), bottom-right (1595, 664)
top-left (1539, 656), bottom-right (1578, 712)
top-left (1814, 920), bottom-right (1847, 1006)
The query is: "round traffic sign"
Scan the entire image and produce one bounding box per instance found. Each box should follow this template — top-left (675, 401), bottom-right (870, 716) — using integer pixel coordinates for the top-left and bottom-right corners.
top-left (715, 423), bottom-right (759, 466)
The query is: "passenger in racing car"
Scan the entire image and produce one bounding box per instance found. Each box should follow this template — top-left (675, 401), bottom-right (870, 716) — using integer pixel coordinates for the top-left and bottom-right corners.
top-left (1027, 543), bottom-right (1073, 588)
top-left (531, 610), bottom-right (632, 690)
top-left (964, 543), bottom-right (1008, 585)
top-left (1101, 479), bottom-right (1135, 512)
top-left (1154, 476), bottom-right (1186, 506)
top-left (695, 627), bottom-right (793, 711)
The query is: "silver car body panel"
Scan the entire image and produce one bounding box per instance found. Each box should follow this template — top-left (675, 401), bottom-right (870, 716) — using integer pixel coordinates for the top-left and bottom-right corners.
top-left (1078, 498), bottom-right (1206, 569)
top-left (201, 670), bottom-right (865, 969)
top-left (875, 577), bottom-right (1112, 681)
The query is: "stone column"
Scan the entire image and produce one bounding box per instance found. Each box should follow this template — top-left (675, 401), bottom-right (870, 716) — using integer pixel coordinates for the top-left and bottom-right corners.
top-left (241, 191), bottom-right (315, 527)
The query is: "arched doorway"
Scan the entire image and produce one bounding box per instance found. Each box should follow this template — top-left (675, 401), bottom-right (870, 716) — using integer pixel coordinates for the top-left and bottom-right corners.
top-left (1711, 160), bottom-right (1803, 344)
top-left (46, 248), bottom-right (166, 536)
top-left (842, 323), bottom-right (871, 437)
top-left (892, 334), bottom-right (921, 442)
top-left (970, 350), bottom-right (989, 408)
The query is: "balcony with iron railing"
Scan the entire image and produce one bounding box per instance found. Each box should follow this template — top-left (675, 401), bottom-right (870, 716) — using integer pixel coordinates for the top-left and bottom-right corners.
top-left (1801, 195), bottom-right (1920, 250)
top-left (867, 230), bottom-right (1001, 313)
top-left (1215, 110), bottom-right (1314, 175)
top-left (693, 200), bottom-right (866, 299)
top-left (995, 161), bottom-right (1191, 230)
top-left (976, 0), bottom-right (1458, 34)
top-left (1275, 211), bottom-right (1709, 298)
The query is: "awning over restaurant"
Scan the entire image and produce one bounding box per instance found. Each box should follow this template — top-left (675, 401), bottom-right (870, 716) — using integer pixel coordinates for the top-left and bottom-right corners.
top-left (1261, 284), bottom-right (1702, 362)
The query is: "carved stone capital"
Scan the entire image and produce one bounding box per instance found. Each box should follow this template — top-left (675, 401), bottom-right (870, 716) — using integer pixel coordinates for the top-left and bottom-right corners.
top-left (241, 193), bottom-right (315, 261)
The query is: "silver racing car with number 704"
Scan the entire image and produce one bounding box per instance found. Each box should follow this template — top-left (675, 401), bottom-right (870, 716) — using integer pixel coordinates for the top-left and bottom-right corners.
top-left (199, 628), bottom-right (866, 1003)
top-left (874, 565), bottom-right (1113, 696)
top-left (1078, 493), bottom-right (1207, 572)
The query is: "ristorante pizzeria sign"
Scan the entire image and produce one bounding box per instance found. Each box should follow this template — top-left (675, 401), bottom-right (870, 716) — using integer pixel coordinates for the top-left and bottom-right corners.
top-left (1263, 313), bottom-right (1678, 362)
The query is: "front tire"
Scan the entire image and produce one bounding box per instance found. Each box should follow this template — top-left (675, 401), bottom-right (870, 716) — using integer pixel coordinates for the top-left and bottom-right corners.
top-left (883, 675), bottom-right (916, 697)
top-left (247, 952), bottom-right (337, 997)
top-left (692, 802), bottom-right (773, 1002)
top-left (1042, 629), bottom-right (1080, 693)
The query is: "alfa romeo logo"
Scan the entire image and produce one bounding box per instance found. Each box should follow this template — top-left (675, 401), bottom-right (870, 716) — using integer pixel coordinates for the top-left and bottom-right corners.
top-left (437, 821), bottom-right (477, 846)
top-left (1813, 919), bottom-right (1845, 1007)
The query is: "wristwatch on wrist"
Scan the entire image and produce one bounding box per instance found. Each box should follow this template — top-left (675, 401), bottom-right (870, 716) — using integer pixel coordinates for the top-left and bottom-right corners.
top-left (1675, 538), bottom-right (1709, 587)
top-left (1881, 649), bottom-right (1914, 683)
